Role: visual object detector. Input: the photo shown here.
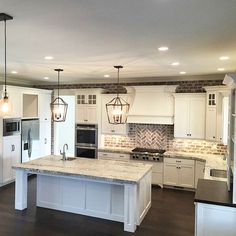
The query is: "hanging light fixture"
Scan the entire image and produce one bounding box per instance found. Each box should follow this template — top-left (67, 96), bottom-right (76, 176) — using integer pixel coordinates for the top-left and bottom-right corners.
top-left (50, 69), bottom-right (68, 122)
top-left (0, 13), bottom-right (13, 116)
top-left (106, 65), bottom-right (130, 124)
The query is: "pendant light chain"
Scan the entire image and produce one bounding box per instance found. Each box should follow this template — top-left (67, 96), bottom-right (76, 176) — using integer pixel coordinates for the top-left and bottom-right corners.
top-left (4, 19), bottom-right (7, 96)
top-left (57, 70), bottom-right (60, 98)
top-left (116, 67), bottom-right (119, 97)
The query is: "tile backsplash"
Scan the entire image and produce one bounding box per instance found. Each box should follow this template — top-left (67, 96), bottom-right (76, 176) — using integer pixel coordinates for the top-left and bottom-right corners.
top-left (103, 123), bottom-right (227, 155)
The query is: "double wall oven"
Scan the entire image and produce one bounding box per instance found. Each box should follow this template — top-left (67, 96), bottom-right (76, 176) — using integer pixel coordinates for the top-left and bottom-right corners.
top-left (75, 124), bottom-right (98, 158)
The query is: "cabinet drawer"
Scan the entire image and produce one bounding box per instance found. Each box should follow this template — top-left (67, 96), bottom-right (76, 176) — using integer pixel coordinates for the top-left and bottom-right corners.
top-left (152, 162), bottom-right (163, 172)
top-left (164, 158), bottom-right (194, 166)
top-left (112, 153), bottom-right (129, 159)
top-left (98, 152), bottom-right (113, 158)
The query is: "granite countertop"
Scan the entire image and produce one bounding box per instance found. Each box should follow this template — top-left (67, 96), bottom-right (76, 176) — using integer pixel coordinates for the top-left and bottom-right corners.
top-left (98, 147), bottom-right (133, 154)
top-left (165, 151), bottom-right (207, 162)
top-left (13, 155), bottom-right (152, 184)
top-left (194, 179), bottom-right (236, 208)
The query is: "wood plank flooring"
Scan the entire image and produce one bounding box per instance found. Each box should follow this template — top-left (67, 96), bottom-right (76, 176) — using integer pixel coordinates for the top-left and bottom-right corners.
top-left (0, 176), bottom-right (195, 236)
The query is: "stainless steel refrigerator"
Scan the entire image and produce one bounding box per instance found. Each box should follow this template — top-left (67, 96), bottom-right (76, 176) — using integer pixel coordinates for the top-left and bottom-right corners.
top-left (21, 118), bottom-right (40, 163)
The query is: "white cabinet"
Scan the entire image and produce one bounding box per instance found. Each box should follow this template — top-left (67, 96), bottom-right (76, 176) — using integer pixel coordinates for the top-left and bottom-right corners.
top-left (204, 86), bottom-right (230, 143)
top-left (40, 121), bottom-right (51, 157)
top-left (7, 87), bottom-right (22, 118)
top-left (2, 135), bottom-right (21, 184)
top-left (195, 161), bottom-right (205, 188)
top-left (174, 94), bottom-right (206, 139)
top-left (101, 94), bottom-right (128, 135)
top-left (98, 151), bottom-right (130, 161)
top-left (39, 93), bottom-right (52, 122)
top-left (76, 92), bottom-right (98, 124)
top-left (151, 162), bottom-right (163, 186)
top-left (163, 158), bottom-right (195, 188)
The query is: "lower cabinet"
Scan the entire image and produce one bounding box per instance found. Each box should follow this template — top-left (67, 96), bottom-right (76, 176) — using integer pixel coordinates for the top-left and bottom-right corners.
top-left (98, 151), bottom-right (130, 161)
top-left (40, 121), bottom-right (51, 157)
top-left (151, 162), bottom-right (163, 186)
top-left (195, 161), bottom-right (205, 188)
top-left (2, 135), bottom-right (21, 184)
top-left (164, 158), bottom-right (195, 188)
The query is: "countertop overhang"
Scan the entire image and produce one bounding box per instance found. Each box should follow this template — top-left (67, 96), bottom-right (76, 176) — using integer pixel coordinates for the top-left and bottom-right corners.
top-left (13, 155), bottom-right (152, 184)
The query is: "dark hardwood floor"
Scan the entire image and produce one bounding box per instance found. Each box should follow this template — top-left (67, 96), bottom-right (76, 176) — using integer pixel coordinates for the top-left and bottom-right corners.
top-left (0, 176), bottom-right (195, 236)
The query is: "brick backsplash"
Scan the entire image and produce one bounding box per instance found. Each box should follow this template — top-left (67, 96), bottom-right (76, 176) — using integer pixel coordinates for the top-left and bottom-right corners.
top-left (103, 124), bottom-right (227, 155)
top-left (34, 79), bottom-right (223, 93)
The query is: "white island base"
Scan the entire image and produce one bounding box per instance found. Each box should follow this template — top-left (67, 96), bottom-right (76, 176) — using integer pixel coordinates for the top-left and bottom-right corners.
top-left (15, 169), bottom-right (151, 232)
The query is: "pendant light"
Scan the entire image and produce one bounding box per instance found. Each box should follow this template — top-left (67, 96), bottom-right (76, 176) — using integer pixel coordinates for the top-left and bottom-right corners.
top-left (0, 13), bottom-right (13, 116)
top-left (106, 65), bottom-right (130, 124)
top-left (50, 69), bottom-right (68, 122)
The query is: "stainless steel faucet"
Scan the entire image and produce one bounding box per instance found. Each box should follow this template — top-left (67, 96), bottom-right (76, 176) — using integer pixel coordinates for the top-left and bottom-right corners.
top-left (60, 144), bottom-right (68, 161)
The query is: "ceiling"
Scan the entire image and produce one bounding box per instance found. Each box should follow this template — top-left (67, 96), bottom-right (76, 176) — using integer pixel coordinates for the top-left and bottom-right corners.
top-left (0, 0), bottom-right (236, 85)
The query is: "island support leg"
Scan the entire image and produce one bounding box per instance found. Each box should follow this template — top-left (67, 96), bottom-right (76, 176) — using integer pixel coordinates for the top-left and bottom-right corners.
top-left (124, 184), bottom-right (137, 232)
top-left (15, 169), bottom-right (28, 210)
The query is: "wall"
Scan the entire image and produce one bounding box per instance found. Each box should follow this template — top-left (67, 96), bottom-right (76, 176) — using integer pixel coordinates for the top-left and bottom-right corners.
top-left (42, 78), bottom-right (226, 155)
top-left (103, 124), bottom-right (227, 155)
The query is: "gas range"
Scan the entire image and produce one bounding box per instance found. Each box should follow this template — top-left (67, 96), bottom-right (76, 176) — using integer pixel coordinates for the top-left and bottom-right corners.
top-left (130, 147), bottom-right (166, 162)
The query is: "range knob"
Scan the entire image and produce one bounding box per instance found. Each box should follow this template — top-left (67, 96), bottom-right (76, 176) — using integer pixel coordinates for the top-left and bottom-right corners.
top-left (153, 158), bottom-right (156, 161)
top-left (142, 156), bottom-right (146, 160)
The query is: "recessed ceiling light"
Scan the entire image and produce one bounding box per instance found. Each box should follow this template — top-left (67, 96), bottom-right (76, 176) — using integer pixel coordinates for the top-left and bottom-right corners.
top-left (44, 76), bottom-right (49, 80)
top-left (44, 56), bottom-right (54, 60)
top-left (171, 62), bottom-right (180, 66)
top-left (179, 71), bottom-right (186, 74)
top-left (217, 68), bottom-right (225, 71)
top-left (158, 46), bottom-right (169, 52)
top-left (219, 56), bottom-right (229, 61)
top-left (104, 74), bottom-right (110, 78)
top-left (11, 70), bottom-right (18, 74)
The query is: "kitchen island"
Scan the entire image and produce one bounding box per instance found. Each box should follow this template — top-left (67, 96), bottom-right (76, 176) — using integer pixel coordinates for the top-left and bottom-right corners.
top-left (13, 155), bottom-right (152, 232)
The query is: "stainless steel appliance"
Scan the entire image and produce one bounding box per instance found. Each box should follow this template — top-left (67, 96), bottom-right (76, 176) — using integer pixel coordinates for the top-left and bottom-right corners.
top-left (130, 148), bottom-right (166, 162)
top-left (75, 124), bottom-right (98, 158)
top-left (21, 118), bottom-right (40, 163)
top-left (3, 118), bottom-right (21, 136)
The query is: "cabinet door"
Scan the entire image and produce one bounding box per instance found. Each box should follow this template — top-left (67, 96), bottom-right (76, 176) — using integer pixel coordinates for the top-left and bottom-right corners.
top-left (39, 93), bottom-right (52, 122)
top-left (163, 163), bottom-right (179, 186)
top-left (174, 98), bottom-right (189, 138)
top-left (8, 88), bottom-right (22, 118)
top-left (189, 97), bottom-right (206, 139)
top-left (195, 161), bottom-right (205, 188)
top-left (76, 106), bottom-right (87, 123)
top-left (178, 164), bottom-right (195, 188)
top-left (205, 107), bottom-right (217, 140)
top-left (40, 121), bottom-right (51, 157)
top-left (11, 136), bottom-right (21, 178)
top-left (2, 138), bottom-right (13, 183)
top-left (3, 135), bottom-right (21, 183)
top-left (86, 106), bottom-right (97, 123)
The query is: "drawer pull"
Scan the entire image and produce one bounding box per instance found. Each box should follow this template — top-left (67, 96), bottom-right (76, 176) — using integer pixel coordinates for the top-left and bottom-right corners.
top-left (176, 160), bottom-right (181, 163)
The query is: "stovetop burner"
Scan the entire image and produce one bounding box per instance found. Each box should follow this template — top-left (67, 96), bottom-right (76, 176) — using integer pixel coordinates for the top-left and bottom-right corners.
top-left (132, 148), bottom-right (166, 154)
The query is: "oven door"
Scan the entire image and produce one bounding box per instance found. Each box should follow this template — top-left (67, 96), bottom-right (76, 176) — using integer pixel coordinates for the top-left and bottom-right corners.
top-left (76, 127), bottom-right (97, 147)
top-left (75, 146), bottom-right (97, 159)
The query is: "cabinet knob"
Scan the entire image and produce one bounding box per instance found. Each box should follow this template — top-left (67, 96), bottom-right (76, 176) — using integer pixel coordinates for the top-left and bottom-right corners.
top-left (111, 130), bottom-right (115, 133)
top-left (213, 136), bottom-right (215, 139)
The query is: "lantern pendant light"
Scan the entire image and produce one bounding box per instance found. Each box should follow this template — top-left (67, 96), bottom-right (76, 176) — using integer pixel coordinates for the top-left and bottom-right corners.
top-left (106, 65), bottom-right (130, 124)
top-left (50, 69), bottom-right (68, 122)
top-left (0, 13), bottom-right (13, 116)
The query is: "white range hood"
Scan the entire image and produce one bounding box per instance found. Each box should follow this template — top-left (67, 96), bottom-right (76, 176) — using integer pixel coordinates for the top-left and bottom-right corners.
top-left (127, 85), bottom-right (178, 124)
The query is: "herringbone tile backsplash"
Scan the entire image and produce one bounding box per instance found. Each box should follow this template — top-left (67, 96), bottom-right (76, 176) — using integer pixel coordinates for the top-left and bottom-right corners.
top-left (103, 124), bottom-right (227, 155)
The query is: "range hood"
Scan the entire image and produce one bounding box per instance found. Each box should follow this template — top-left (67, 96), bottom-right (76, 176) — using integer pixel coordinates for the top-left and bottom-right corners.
top-left (127, 85), bottom-right (178, 124)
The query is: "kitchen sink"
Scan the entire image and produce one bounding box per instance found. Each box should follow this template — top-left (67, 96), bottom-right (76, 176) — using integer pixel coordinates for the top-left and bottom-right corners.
top-left (61, 157), bottom-right (77, 161)
top-left (210, 169), bottom-right (227, 178)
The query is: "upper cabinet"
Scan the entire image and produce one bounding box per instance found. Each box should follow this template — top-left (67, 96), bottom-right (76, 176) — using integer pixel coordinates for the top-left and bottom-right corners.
top-left (76, 90), bottom-right (101, 124)
top-left (38, 92), bottom-right (52, 122)
top-left (174, 93), bottom-right (206, 139)
top-left (204, 86), bottom-right (230, 144)
top-left (101, 94), bottom-right (129, 135)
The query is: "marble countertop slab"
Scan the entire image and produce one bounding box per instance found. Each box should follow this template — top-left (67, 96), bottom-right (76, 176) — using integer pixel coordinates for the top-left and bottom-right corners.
top-left (13, 155), bottom-right (152, 184)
